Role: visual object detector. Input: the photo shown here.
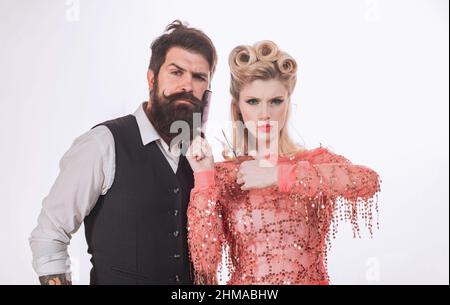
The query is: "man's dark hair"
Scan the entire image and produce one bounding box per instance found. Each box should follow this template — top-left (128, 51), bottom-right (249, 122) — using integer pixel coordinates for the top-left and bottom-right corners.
top-left (149, 20), bottom-right (217, 78)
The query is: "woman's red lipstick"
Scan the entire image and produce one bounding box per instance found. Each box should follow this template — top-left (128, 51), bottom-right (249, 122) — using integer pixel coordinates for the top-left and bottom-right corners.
top-left (258, 123), bottom-right (272, 133)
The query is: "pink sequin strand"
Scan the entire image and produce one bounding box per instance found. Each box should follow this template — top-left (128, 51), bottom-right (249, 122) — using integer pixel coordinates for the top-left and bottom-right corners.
top-left (187, 147), bottom-right (381, 285)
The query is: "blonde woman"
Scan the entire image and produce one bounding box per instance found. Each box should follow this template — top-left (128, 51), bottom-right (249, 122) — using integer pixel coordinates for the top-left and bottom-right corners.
top-left (186, 41), bottom-right (381, 285)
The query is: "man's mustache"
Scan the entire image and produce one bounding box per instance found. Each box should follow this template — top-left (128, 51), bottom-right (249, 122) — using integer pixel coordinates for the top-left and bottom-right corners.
top-left (162, 91), bottom-right (204, 108)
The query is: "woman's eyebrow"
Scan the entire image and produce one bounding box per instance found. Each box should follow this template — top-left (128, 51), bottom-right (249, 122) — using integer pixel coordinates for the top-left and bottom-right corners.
top-left (243, 96), bottom-right (285, 99)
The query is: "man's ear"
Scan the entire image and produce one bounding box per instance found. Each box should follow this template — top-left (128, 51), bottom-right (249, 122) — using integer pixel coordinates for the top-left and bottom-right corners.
top-left (147, 69), bottom-right (155, 92)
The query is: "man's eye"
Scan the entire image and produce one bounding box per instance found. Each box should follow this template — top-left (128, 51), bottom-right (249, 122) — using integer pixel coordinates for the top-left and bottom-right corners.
top-left (271, 99), bottom-right (284, 105)
top-left (194, 75), bottom-right (206, 82)
top-left (246, 99), bottom-right (258, 105)
top-left (171, 70), bottom-right (182, 76)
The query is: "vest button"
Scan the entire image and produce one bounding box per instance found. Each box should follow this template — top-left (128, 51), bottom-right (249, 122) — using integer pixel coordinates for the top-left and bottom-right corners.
top-left (175, 275), bottom-right (181, 282)
top-left (173, 254), bottom-right (181, 259)
top-left (174, 209), bottom-right (179, 216)
top-left (173, 230), bottom-right (179, 237)
top-left (173, 187), bottom-right (180, 194)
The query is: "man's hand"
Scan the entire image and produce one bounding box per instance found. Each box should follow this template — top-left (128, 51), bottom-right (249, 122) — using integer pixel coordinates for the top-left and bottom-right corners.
top-left (236, 159), bottom-right (278, 190)
top-left (39, 274), bottom-right (72, 285)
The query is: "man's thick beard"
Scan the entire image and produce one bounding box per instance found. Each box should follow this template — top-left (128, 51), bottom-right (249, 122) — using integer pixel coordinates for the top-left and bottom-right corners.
top-left (146, 83), bottom-right (204, 146)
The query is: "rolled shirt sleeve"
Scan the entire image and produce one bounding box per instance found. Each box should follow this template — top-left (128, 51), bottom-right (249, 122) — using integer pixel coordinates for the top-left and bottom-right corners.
top-left (29, 125), bottom-right (115, 276)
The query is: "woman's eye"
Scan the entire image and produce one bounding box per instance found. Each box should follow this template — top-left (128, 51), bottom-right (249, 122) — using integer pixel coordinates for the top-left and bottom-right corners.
top-left (271, 99), bottom-right (284, 105)
top-left (246, 99), bottom-right (258, 105)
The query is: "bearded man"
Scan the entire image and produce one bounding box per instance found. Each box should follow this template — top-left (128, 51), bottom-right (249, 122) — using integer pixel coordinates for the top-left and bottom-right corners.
top-left (29, 20), bottom-right (217, 285)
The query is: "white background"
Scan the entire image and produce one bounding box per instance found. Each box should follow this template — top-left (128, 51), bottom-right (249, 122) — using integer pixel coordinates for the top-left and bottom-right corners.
top-left (0, 0), bottom-right (448, 284)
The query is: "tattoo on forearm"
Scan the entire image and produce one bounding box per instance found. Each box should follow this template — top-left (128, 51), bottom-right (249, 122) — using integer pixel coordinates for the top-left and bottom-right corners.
top-left (39, 274), bottom-right (72, 285)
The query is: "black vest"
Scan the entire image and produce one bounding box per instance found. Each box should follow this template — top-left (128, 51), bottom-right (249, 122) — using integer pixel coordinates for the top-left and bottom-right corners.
top-left (84, 115), bottom-right (194, 285)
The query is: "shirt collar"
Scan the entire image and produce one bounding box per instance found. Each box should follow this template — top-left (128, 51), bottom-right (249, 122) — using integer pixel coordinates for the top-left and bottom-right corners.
top-left (133, 102), bottom-right (182, 155)
top-left (134, 102), bottom-right (160, 146)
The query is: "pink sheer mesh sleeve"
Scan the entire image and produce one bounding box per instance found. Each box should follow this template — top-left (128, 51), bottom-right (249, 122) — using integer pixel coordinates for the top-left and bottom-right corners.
top-left (278, 148), bottom-right (381, 238)
top-left (187, 168), bottom-right (227, 284)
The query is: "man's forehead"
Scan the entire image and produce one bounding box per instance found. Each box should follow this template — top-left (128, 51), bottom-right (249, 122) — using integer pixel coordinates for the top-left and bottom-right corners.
top-left (164, 47), bottom-right (210, 73)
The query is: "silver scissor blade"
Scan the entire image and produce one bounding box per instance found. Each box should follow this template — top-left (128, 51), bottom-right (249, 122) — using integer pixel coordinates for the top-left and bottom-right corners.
top-left (221, 129), bottom-right (238, 159)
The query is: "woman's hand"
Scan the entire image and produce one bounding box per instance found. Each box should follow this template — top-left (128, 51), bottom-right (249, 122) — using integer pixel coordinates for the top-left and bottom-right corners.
top-left (186, 135), bottom-right (215, 173)
top-left (236, 159), bottom-right (278, 190)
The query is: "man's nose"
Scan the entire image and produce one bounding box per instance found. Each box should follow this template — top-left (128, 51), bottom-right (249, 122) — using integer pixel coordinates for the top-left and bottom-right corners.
top-left (177, 74), bottom-right (193, 93)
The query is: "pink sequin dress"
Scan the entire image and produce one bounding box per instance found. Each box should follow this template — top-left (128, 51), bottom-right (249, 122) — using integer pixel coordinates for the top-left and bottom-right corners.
top-left (187, 147), bottom-right (381, 285)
